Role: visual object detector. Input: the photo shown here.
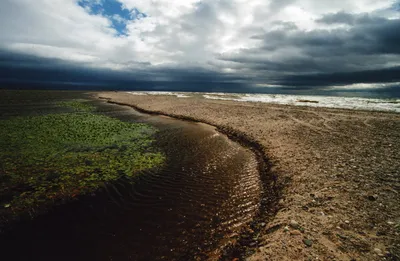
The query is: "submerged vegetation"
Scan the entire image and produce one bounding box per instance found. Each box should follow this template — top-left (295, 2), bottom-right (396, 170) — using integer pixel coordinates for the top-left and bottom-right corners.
top-left (57, 100), bottom-right (96, 112)
top-left (0, 100), bottom-right (164, 224)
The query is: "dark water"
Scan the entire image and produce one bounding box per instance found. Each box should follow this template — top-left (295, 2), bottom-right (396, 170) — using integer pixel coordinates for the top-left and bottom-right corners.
top-left (0, 91), bottom-right (261, 260)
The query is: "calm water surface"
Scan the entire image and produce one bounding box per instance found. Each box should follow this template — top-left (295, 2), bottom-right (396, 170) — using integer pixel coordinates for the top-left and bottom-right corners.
top-left (0, 91), bottom-right (262, 260)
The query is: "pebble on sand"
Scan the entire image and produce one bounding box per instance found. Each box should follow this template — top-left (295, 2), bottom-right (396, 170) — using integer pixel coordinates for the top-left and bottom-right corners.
top-left (303, 239), bottom-right (313, 247)
top-left (290, 220), bottom-right (299, 229)
top-left (373, 248), bottom-right (384, 256)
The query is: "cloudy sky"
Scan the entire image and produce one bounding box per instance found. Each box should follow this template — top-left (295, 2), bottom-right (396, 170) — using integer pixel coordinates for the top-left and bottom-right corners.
top-left (0, 0), bottom-right (399, 96)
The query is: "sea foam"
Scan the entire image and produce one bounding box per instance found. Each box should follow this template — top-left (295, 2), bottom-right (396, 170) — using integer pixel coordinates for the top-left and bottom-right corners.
top-left (128, 92), bottom-right (400, 113)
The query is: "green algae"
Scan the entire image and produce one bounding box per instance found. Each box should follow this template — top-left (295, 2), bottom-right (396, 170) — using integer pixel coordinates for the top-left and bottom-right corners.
top-left (0, 100), bottom-right (164, 223)
top-left (57, 100), bottom-right (96, 112)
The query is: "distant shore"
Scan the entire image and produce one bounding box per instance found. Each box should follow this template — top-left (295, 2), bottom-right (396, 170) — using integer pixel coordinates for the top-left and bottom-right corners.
top-left (98, 91), bottom-right (400, 261)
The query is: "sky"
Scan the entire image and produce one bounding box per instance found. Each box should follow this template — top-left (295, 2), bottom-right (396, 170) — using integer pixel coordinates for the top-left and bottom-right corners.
top-left (0, 0), bottom-right (399, 97)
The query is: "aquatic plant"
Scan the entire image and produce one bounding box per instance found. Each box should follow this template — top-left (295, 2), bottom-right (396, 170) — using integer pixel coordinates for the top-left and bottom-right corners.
top-left (0, 100), bottom-right (164, 223)
top-left (57, 100), bottom-right (96, 112)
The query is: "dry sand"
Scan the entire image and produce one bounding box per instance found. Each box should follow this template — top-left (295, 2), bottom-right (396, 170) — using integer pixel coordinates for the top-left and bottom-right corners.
top-left (97, 92), bottom-right (400, 261)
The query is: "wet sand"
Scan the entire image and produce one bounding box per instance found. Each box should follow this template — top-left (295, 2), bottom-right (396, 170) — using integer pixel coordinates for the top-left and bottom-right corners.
top-left (97, 92), bottom-right (400, 261)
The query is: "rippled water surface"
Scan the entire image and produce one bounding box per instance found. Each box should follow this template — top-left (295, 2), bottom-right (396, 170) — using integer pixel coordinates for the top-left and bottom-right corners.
top-left (0, 91), bottom-right (262, 260)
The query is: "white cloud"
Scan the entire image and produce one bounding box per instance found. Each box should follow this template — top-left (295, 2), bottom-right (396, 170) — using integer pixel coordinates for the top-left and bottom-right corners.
top-left (0, 0), bottom-right (116, 59)
top-left (111, 14), bottom-right (125, 23)
top-left (119, 0), bottom-right (200, 18)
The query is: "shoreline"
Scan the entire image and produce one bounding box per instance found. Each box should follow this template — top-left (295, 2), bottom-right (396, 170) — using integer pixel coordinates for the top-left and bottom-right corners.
top-left (97, 92), bottom-right (400, 261)
top-left (99, 97), bottom-right (283, 259)
top-left (124, 91), bottom-right (400, 114)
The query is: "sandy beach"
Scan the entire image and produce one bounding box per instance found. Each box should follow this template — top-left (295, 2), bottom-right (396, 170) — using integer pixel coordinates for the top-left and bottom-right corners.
top-left (97, 92), bottom-right (399, 261)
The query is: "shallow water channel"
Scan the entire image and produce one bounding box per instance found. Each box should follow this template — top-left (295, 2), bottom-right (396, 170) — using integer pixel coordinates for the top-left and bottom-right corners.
top-left (0, 92), bottom-right (262, 260)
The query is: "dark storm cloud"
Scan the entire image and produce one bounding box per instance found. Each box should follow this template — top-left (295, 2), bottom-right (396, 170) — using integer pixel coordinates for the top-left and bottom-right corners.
top-left (277, 66), bottom-right (400, 86)
top-left (1, 49), bottom-right (398, 97)
top-left (237, 14), bottom-right (400, 58)
top-left (316, 12), bottom-right (357, 25)
top-left (0, 50), bottom-right (250, 92)
top-left (218, 12), bottom-right (400, 89)
top-left (315, 11), bottom-right (387, 25)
